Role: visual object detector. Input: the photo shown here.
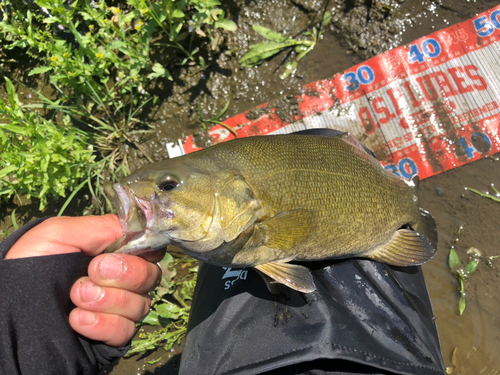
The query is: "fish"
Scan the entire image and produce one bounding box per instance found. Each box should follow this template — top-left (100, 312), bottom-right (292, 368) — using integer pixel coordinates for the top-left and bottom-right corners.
top-left (105, 133), bottom-right (437, 293)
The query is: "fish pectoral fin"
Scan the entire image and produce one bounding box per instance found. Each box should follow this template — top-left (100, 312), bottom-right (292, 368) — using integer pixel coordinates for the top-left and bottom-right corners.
top-left (232, 210), bottom-right (314, 265)
top-left (366, 229), bottom-right (436, 266)
top-left (254, 261), bottom-right (316, 293)
top-left (248, 210), bottom-right (315, 250)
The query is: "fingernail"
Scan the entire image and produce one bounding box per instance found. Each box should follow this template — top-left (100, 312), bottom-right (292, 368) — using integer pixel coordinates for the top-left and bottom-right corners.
top-left (99, 254), bottom-right (126, 280)
top-left (80, 282), bottom-right (103, 303)
top-left (78, 310), bottom-right (97, 326)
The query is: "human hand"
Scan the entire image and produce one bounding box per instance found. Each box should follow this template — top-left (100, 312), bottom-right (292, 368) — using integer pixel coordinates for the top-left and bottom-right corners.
top-left (6, 215), bottom-right (165, 347)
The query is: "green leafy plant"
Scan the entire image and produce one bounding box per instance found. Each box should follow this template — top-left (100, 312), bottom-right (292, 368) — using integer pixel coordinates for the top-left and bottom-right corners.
top-left (240, 11), bottom-right (331, 79)
top-left (0, 0), bottom-right (236, 212)
top-left (145, 0), bottom-right (237, 59)
top-left (0, 77), bottom-right (95, 210)
top-left (448, 225), bottom-right (499, 315)
top-left (2, 0), bottom-right (174, 171)
top-left (126, 253), bottom-right (198, 357)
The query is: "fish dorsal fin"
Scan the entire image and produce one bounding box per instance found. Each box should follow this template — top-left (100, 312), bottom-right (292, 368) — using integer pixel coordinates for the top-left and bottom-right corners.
top-left (335, 132), bottom-right (382, 167)
top-left (336, 132), bottom-right (367, 152)
top-left (212, 172), bottom-right (262, 242)
top-left (366, 229), bottom-right (436, 266)
top-left (254, 261), bottom-right (316, 293)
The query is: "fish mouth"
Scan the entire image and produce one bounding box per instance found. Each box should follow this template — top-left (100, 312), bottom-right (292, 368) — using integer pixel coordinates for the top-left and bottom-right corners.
top-left (106, 182), bottom-right (148, 235)
top-left (105, 183), bottom-right (173, 255)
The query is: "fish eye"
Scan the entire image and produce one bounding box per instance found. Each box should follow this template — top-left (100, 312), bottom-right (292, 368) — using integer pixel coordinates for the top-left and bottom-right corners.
top-left (158, 177), bottom-right (179, 192)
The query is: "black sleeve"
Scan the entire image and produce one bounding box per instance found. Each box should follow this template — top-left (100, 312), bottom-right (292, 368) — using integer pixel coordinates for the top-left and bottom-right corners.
top-left (0, 218), bottom-right (129, 375)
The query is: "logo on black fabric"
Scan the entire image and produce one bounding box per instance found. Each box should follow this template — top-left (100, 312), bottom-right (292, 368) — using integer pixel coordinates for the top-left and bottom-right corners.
top-left (221, 268), bottom-right (248, 290)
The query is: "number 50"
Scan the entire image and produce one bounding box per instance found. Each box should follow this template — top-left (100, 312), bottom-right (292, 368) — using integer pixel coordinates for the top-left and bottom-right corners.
top-left (474, 9), bottom-right (500, 37)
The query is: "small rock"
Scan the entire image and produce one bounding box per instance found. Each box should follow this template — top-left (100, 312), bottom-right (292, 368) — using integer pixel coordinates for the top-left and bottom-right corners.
top-left (467, 247), bottom-right (481, 258)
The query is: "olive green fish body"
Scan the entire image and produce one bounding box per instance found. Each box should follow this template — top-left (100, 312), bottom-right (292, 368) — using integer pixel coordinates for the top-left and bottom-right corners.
top-left (107, 134), bottom-right (437, 293)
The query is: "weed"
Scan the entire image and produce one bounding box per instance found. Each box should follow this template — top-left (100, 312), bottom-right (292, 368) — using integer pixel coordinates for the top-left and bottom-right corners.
top-left (240, 11), bottom-right (331, 79)
top-left (198, 97), bottom-right (237, 137)
top-left (448, 225), bottom-right (499, 316)
top-left (0, 0), bottom-right (236, 211)
top-left (0, 77), bottom-right (95, 210)
top-left (465, 184), bottom-right (500, 203)
top-left (126, 253), bottom-right (198, 357)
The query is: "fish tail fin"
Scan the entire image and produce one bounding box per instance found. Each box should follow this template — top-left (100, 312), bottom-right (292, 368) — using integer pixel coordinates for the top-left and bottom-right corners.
top-left (413, 208), bottom-right (438, 250)
top-left (409, 175), bottom-right (438, 248)
top-left (366, 229), bottom-right (436, 266)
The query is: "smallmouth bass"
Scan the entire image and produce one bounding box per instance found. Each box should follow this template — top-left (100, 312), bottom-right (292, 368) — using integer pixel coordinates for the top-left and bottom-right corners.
top-left (106, 133), bottom-right (437, 293)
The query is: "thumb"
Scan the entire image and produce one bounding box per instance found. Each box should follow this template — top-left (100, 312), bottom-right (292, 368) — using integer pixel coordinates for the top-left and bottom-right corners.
top-left (5, 215), bottom-right (123, 259)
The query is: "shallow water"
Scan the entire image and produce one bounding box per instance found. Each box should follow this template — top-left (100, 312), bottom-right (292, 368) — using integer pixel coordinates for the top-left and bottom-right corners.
top-left (420, 158), bottom-right (500, 375)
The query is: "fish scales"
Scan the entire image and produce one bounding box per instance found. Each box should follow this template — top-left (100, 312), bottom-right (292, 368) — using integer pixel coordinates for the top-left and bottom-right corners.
top-left (178, 135), bottom-right (417, 259)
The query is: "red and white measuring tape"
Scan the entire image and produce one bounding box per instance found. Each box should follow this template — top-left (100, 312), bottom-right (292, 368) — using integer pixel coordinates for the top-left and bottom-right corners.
top-left (167, 5), bottom-right (500, 180)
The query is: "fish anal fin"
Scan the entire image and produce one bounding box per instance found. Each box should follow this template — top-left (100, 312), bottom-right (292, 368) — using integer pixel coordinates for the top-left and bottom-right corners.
top-left (254, 261), bottom-right (316, 293)
top-left (366, 229), bottom-right (436, 266)
top-left (254, 271), bottom-right (284, 295)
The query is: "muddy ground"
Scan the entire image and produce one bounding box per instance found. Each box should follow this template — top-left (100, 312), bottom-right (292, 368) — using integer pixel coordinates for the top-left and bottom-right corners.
top-left (2, 0), bottom-right (500, 374)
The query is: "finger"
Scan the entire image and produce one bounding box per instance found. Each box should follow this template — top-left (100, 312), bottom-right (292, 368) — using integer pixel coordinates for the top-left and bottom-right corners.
top-left (138, 248), bottom-right (167, 263)
top-left (71, 277), bottom-right (151, 322)
top-left (69, 308), bottom-right (136, 347)
top-left (6, 215), bottom-right (123, 259)
top-left (88, 253), bottom-right (162, 294)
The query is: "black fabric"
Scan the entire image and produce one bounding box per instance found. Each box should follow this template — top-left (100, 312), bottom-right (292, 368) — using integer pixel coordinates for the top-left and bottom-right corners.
top-left (179, 129), bottom-right (445, 375)
top-left (0, 217), bottom-right (129, 375)
top-left (0, 217), bottom-right (50, 257)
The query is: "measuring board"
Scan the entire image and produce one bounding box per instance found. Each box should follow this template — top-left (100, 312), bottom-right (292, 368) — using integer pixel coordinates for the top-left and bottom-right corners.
top-left (167, 5), bottom-right (500, 181)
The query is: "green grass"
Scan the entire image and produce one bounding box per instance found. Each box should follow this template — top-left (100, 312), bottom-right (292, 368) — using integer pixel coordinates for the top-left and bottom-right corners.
top-left (0, 77), bottom-right (95, 210)
top-left (0, 0), bottom-right (236, 212)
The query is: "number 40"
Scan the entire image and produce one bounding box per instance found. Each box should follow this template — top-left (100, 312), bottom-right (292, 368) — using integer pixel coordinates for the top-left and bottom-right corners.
top-left (408, 38), bottom-right (441, 64)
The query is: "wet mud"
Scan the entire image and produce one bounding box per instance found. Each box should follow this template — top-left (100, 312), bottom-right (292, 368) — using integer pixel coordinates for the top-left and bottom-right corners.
top-left (420, 157), bottom-right (500, 375)
top-left (1, 0), bottom-right (499, 374)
